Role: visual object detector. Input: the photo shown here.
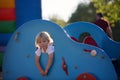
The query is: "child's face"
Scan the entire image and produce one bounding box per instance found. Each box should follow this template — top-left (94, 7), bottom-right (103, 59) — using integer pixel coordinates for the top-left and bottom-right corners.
top-left (37, 38), bottom-right (49, 48)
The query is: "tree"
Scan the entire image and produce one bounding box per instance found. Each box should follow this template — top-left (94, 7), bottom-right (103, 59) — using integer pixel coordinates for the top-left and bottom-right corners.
top-left (68, 2), bottom-right (96, 23)
top-left (91, 0), bottom-right (120, 26)
top-left (91, 0), bottom-right (120, 41)
top-left (49, 15), bottom-right (68, 28)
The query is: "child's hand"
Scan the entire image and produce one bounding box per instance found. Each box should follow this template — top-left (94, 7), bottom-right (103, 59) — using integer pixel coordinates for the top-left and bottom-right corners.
top-left (40, 70), bottom-right (46, 76)
top-left (45, 69), bottom-right (48, 76)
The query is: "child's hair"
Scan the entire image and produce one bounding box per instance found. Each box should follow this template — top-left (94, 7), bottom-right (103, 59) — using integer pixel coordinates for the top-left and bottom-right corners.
top-left (35, 31), bottom-right (53, 48)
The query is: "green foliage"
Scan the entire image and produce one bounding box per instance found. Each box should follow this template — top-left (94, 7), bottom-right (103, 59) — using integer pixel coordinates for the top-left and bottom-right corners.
top-left (112, 21), bottom-right (120, 41)
top-left (68, 0), bottom-right (120, 41)
top-left (91, 0), bottom-right (120, 41)
top-left (49, 15), bottom-right (68, 28)
top-left (91, 0), bottom-right (120, 26)
top-left (68, 3), bottom-right (96, 23)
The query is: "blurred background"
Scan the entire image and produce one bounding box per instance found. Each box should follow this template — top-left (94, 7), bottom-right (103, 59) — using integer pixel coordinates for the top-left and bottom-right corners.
top-left (42, 0), bottom-right (120, 42)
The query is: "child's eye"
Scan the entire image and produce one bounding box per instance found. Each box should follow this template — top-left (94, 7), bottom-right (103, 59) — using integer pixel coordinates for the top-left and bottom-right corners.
top-left (43, 41), bottom-right (46, 42)
top-left (38, 41), bottom-right (41, 43)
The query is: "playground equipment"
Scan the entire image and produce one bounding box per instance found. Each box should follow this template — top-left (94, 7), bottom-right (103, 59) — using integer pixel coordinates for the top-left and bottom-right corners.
top-left (2, 19), bottom-right (117, 80)
top-left (64, 22), bottom-right (120, 59)
top-left (1, 0), bottom-right (119, 79)
top-left (64, 22), bottom-right (120, 78)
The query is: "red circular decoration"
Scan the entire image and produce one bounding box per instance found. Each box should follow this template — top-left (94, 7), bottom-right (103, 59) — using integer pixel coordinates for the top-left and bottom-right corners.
top-left (16, 77), bottom-right (28, 80)
top-left (76, 73), bottom-right (96, 80)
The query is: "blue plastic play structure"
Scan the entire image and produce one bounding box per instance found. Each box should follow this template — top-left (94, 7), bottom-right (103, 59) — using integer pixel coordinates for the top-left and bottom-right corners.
top-left (64, 22), bottom-right (120, 78)
top-left (2, 19), bottom-right (118, 80)
top-left (64, 22), bottom-right (120, 59)
top-left (1, 0), bottom-right (120, 80)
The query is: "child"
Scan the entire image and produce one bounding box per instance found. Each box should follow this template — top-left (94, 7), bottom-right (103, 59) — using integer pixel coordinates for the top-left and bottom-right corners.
top-left (35, 31), bottom-right (54, 76)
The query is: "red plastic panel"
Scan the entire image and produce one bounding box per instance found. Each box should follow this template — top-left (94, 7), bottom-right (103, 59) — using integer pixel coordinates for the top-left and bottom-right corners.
top-left (83, 36), bottom-right (98, 47)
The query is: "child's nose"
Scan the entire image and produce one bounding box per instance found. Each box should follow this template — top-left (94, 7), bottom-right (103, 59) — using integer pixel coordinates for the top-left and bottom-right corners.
top-left (41, 43), bottom-right (44, 45)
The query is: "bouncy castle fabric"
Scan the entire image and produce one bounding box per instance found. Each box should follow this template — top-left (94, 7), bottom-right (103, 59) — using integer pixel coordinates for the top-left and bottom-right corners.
top-left (0, 0), bottom-right (15, 8)
top-left (0, 0), bottom-right (15, 47)
top-left (0, 8), bottom-right (15, 20)
top-left (0, 0), bottom-right (15, 33)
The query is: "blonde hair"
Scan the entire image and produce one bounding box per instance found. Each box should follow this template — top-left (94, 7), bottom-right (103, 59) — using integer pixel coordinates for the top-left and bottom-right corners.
top-left (35, 31), bottom-right (53, 48)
